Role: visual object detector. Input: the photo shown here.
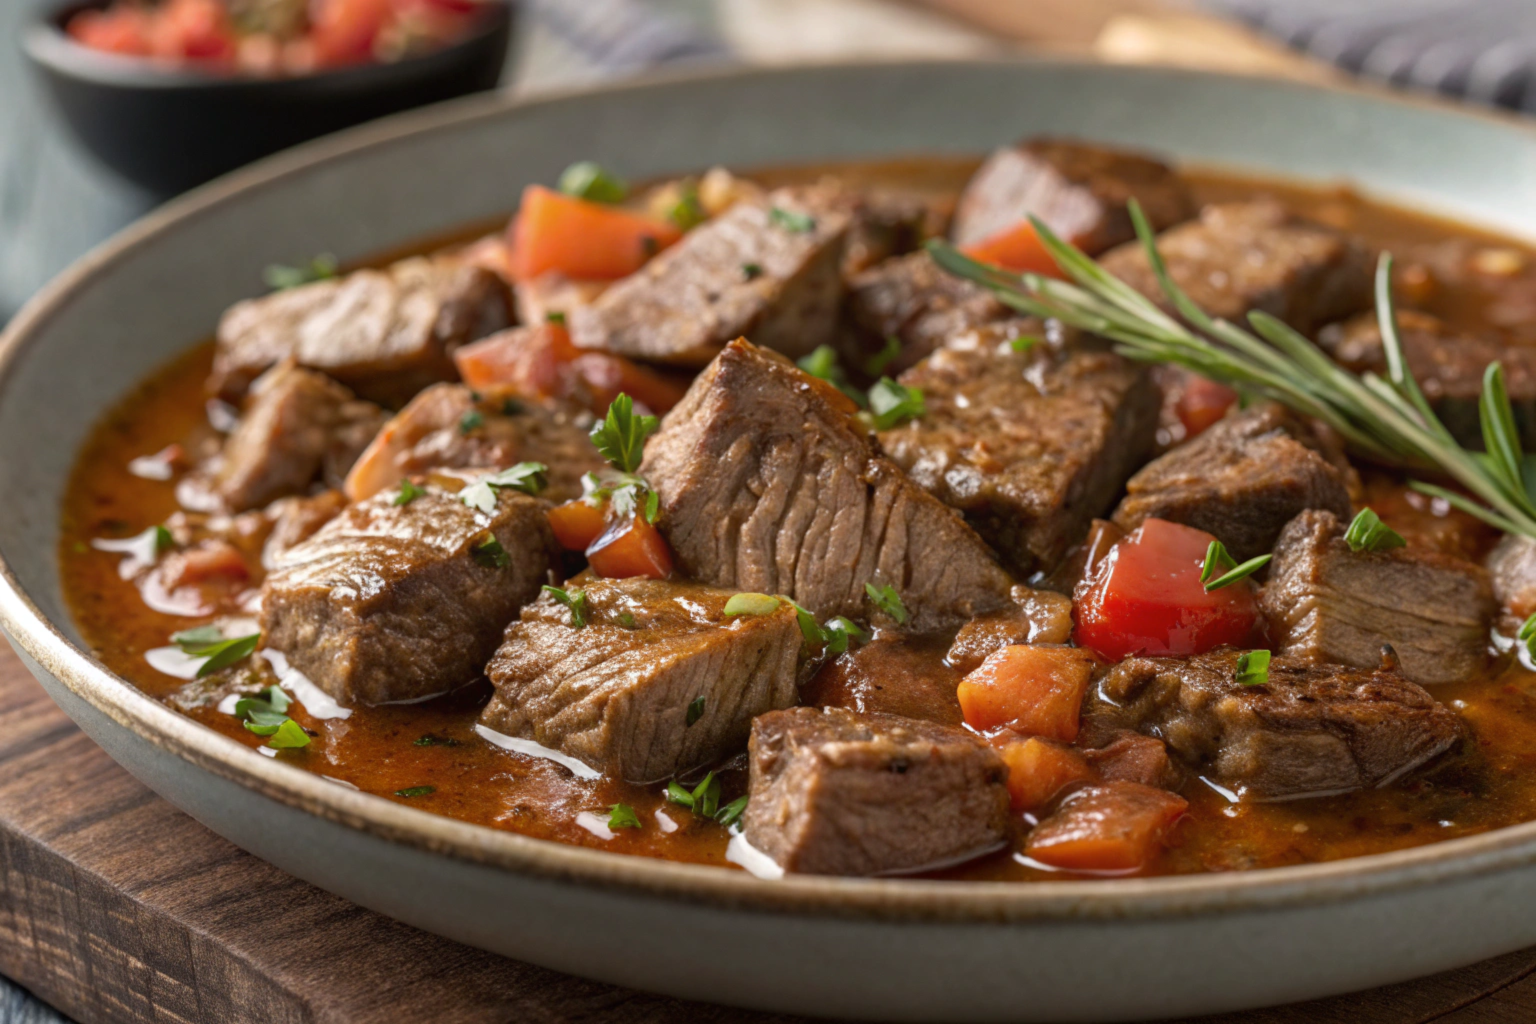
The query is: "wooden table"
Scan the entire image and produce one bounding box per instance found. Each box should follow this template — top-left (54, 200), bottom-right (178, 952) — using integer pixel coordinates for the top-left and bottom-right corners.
top-left (2, 645), bottom-right (1536, 1023)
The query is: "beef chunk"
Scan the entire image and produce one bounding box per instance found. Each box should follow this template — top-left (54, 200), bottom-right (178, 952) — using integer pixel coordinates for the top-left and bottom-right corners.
top-left (514, 273), bottom-right (607, 326)
top-left (1112, 403), bottom-right (1355, 562)
top-left (481, 578), bottom-right (802, 783)
top-left (844, 252), bottom-right (1013, 374)
top-left (568, 186), bottom-right (853, 367)
top-left (841, 187), bottom-right (950, 278)
top-left (261, 473), bottom-right (557, 704)
top-left (262, 490), bottom-right (348, 566)
top-left (880, 326), bottom-right (1159, 575)
top-left (1086, 649), bottom-right (1460, 799)
top-left (209, 360), bottom-right (387, 512)
top-left (642, 339), bottom-right (1015, 630)
top-left (952, 138), bottom-right (1195, 253)
top-left (212, 254), bottom-right (511, 406)
top-left (1260, 510), bottom-right (1494, 685)
top-left (1099, 201), bottom-right (1372, 337)
top-left (1357, 471), bottom-right (1498, 563)
top-left (1317, 310), bottom-right (1536, 448)
top-left (743, 706), bottom-right (1010, 875)
top-left (945, 586), bottom-right (1074, 675)
top-left (802, 634), bottom-right (964, 727)
top-left (342, 383), bottom-right (601, 504)
top-left (1082, 731), bottom-right (1179, 789)
top-left (1488, 533), bottom-right (1536, 630)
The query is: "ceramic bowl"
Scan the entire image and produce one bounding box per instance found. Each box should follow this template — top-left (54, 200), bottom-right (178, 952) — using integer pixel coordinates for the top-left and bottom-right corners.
top-left (4, 60), bottom-right (1536, 1022)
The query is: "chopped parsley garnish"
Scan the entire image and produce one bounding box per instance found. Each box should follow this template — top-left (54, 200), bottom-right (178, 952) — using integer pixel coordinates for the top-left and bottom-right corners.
top-left (1199, 541), bottom-right (1271, 592)
top-left (608, 803), bottom-right (642, 829)
top-left (715, 795), bottom-right (748, 829)
top-left (769, 206), bottom-right (816, 233)
top-left (546, 311), bottom-right (567, 326)
top-left (1344, 508), bottom-right (1406, 553)
top-left (668, 183), bottom-right (707, 230)
top-left (686, 695), bottom-right (705, 726)
top-left (1522, 613), bottom-right (1536, 659)
top-left (666, 771), bottom-right (721, 817)
top-left (619, 612), bottom-right (638, 628)
top-left (543, 585), bottom-right (589, 629)
top-left (722, 593), bottom-right (782, 617)
top-left (263, 253), bottom-right (338, 291)
top-left (395, 785), bottom-right (436, 798)
top-left (741, 262), bottom-right (763, 281)
top-left (864, 582), bottom-right (909, 625)
top-left (172, 627), bottom-right (260, 679)
top-left (795, 345), bottom-right (867, 407)
top-left (501, 397), bottom-right (524, 416)
top-left (590, 394), bottom-right (659, 474)
top-left (458, 409), bottom-right (485, 435)
top-left (459, 462), bottom-right (549, 513)
top-left (557, 161), bottom-right (627, 204)
top-left (413, 734), bottom-right (459, 747)
top-left (229, 684), bottom-right (311, 750)
top-left (1235, 650), bottom-right (1271, 687)
top-left (863, 336), bottom-right (901, 377)
top-left (1010, 335), bottom-right (1042, 353)
top-left (267, 719), bottom-right (313, 749)
top-left (471, 534), bottom-right (511, 569)
top-left (822, 616), bottom-right (870, 656)
top-left (153, 524), bottom-right (174, 554)
top-left (392, 480), bottom-right (426, 506)
top-left (867, 377), bottom-right (925, 429)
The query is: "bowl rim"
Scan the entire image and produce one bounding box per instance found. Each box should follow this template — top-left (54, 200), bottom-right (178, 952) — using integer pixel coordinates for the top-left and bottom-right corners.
top-left (8, 56), bottom-right (1536, 924)
top-left (23, 0), bottom-right (515, 91)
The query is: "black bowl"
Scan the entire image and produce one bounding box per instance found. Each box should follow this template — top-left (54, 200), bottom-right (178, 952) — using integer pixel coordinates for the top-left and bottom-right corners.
top-left (24, 1), bottom-right (515, 198)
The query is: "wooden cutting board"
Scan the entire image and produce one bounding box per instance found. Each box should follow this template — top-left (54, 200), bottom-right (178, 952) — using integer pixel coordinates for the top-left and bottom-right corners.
top-left (1, 643), bottom-right (1535, 1024)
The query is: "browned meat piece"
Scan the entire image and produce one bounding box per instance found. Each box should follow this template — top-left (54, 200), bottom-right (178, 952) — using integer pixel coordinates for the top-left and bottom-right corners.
top-left (1397, 237), bottom-right (1536, 346)
top-left (1317, 310), bottom-right (1536, 448)
top-left (642, 339), bottom-right (1016, 630)
top-left (514, 273), bottom-right (607, 326)
top-left (802, 634), bottom-right (963, 726)
top-left (209, 360), bottom-right (387, 512)
top-left (212, 254), bottom-right (512, 406)
top-left (481, 578), bottom-right (802, 783)
top-left (342, 383), bottom-right (601, 504)
top-left (1085, 649), bottom-right (1460, 800)
top-left (952, 138), bottom-right (1195, 253)
top-left (262, 490), bottom-right (348, 566)
top-left (1260, 510), bottom-right (1495, 685)
top-left (880, 327), bottom-right (1159, 575)
top-left (945, 586), bottom-right (1075, 674)
top-left (1082, 731), bottom-right (1179, 789)
top-left (261, 473), bottom-right (558, 704)
top-left (841, 187), bottom-right (951, 278)
top-left (1488, 533), bottom-right (1536, 631)
top-left (569, 186), bottom-right (853, 367)
top-left (743, 706), bottom-right (1010, 876)
top-left (1112, 403), bottom-right (1355, 562)
top-left (1100, 201), bottom-right (1373, 337)
top-left (844, 252), bottom-right (1013, 374)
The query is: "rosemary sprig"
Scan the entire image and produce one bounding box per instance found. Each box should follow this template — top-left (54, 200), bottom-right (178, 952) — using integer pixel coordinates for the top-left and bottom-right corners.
top-left (926, 204), bottom-right (1536, 540)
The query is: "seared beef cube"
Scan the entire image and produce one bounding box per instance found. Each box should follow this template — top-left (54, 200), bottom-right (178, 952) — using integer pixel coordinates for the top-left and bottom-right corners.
top-left (802, 634), bottom-right (964, 727)
top-left (1099, 201), bottom-right (1372, 336)
top-left (481, 579), bottom-right (802, 783)
top-left (262, 490), bottom-right (348, 565)
top-left (844, 252), bottom-right (1012, 374)
top-left (1317, 310), bottom-right (1536, 448)
top-left (841, 187), bottom-right (950, 278)
top-left (1085, 649), bottom-right (1459, 799)
top-left (1112, 403), bottom-right (1355, 562)
top-left (743, 706), bottom-right (1010, 876)
top-left (342, 383), bottom-right (601, 504)
top-left (213, 254), bottom-right (512, 406)
top-left (569, 186), bottom-right (853, 367)
top-left (1260, 510), bottom-right (1495, 685)
top-left (945, 585), bottom-right (1075, 674)
top-left (1488, 533), bottom-right (1536, 630)
top-left (880, 328), bottom-right (1159, 575)
top-left (952, 138), bottom-right (1194, 253)
top-left (642, 339), bottom-right (1015, 630)
top-left (211, 360), bottom-right (387, 512)
top-left (1082, 731), bottom-right (1179, 789)
top-left (261, 476), bottom-right (557, 704)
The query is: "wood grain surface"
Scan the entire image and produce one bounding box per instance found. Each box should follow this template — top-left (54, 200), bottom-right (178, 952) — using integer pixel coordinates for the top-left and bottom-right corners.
top-left (0, 646), bottom-right (1534, 1022)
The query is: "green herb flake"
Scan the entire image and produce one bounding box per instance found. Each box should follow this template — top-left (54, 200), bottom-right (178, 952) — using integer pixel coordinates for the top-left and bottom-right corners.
top-left (263, 253), bottom-right (338, 292)
top-left (1234, 649), bottom-right (1272, 687)
top-left (265, 718), bottom-right (311, 750)
top-left (394, 785), bottom-right (436, 798)
top-left (867, 377), bottom-right (925, 430)
top-left (153, 524), bottom-right (174, 554)
top-left (1010, 335), bottom-right (1043, 353)
top-left (863, 336), bottom-right (902, 377)
top-left (863, 582), bottom-right (909, 625)
top-left (714, 795), bottom-right (748, 829)
top-left (664, 771), bottom-right (721, 818)
top-left (788, 600), bottom-right (828, 647)
top-left (459, 461), bottom-right (550, 513)
top-left (668, 183), bottom-right (707, 231)
top-left (640, 235), bottom-right (660, 258)
top-left (557, 161), bottom-right (627, 204)
top-left (501, 397), bottom-right (524, 416)
top-left (543, 585), bottom-right (589, 629)
top-left (172, 629), bottom-right (260, 679)
top-left (608, 803), bottom-right (642, 829)
top-left (413, 734), bottom-right (459, 747)
top-left (590, 394), bottom-right (659, 474)
top-left (794, 345), bottom-right (868, 408)
top-left (723, 593), bottom-right (782, 617)
top-left (823, 616), bottom-right (870, 656)
top-left (741, 262), bottom-right (763, 281)
top-left (1344, 508), bottom-right (1407, 553)
top-left (392, 479), bottom-right (427, 506)
top-left (1199, 540), bottom-right (1271, 592)
top-left (458, 409), bottom-right (485, 436)
top-left (545, 311), bottom-right (567, 326)
top-left (619, 612), bottom-right (638, 629)
top-left (686, 695), bottom-right (705, 727)
top-left (769, 206), bottom-right (816, 233)
top-left (472, 534), bottom-right (511, 569)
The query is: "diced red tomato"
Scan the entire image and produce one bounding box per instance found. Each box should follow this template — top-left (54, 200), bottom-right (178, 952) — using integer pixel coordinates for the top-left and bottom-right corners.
top-left (149, 0), bottom-right (237, 62)
top-left (960, 220), bottom-right (1066, 278)
top-left (1024, 782), bottom-right (1188, 873)
top-left (68, 7), bottom-right (153, 55)
top-left (586, 512), bottom-right (673, 579)
top-left (547, 499), bottom-right (608, 552)
top-left (311, 0), bottom-right (393, 66)
top-left (991, 736), bottom-right (1097, 813)
top-left (957, 645), bottom-right (1098, 742)
top-left (507, 186), bottom-right (682, 282)
top-left (1073, 518), bottom-right (1259, 662)
top-left (1175, 374), bottom-right (1239, 438)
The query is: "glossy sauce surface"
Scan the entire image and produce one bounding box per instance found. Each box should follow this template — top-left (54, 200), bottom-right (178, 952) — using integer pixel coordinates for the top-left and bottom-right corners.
top-left (58, 158), bottom-right (1536, 881)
